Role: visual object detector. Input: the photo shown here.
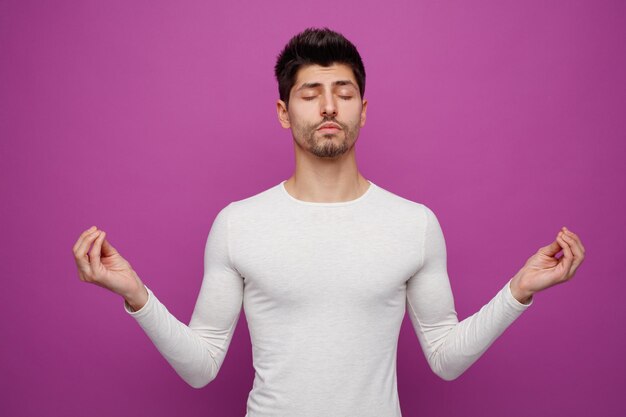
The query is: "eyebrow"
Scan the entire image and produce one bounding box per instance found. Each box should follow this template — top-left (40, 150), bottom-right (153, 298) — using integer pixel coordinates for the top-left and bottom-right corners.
top-left (295, 80), bottom-right (358, 92)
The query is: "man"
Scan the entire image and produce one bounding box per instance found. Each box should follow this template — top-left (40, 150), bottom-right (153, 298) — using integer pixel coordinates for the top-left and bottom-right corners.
top-left (72, 27), bottom-right (585, 416)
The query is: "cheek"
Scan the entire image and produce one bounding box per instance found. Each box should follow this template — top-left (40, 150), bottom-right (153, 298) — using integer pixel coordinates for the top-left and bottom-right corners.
top-left (288, 107), bottom-right (309, 123)
top-left (292, 112), bottom-right (319, 129)
top-left (342, 112), bottom-right (362, 128)
top-left (341, 102), bottom-right (363, 119)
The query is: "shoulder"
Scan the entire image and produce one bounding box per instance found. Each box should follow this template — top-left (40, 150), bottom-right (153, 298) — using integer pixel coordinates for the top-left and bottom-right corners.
top-left (217, 182), bottom-right (282, 222)
top-left (372, 182), bottom-right (436, 222)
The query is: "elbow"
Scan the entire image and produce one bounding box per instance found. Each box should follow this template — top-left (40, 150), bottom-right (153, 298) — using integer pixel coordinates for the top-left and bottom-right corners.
top-left (186, 372), bottom-right (217, 389)
top-left (435, 369), bottom-right (462, 381)
top-left (188, 379), bottom-right (211, 389)
top-left (183, 357), bottom-right (220, 389)
top-left (428, 352), bottom-right (464, 381)
top-left (188, 380), bottom-right (205, 389)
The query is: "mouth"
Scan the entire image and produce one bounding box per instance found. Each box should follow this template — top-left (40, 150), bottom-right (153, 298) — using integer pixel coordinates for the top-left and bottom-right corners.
top-left (317, 123), bottom-right (342, 131)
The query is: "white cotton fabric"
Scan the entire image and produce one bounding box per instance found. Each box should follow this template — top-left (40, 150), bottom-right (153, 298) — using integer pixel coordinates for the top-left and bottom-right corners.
top-left (124, 180), bottom-right (532, 416)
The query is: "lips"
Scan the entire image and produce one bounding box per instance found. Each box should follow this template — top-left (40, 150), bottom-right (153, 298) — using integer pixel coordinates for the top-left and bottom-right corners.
top-left (317, 123), bottom-right (341, 130)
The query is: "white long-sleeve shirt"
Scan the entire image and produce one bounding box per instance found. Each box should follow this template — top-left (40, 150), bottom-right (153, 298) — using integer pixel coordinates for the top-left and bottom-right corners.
top-left (124, 179), bottom-right (533, 416)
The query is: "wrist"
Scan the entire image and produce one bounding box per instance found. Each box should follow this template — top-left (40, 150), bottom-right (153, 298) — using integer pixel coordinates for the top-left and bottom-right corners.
top-left (510, 274), bottom-right (534, 305)
top-left (124, 283), bottom-right (148, 312)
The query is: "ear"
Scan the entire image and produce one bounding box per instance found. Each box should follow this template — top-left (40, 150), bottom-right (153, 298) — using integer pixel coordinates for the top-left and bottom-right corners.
top-left (359, 98), bottom-right (368, 128)
top-left (276, 99), bottom-right (291, 129)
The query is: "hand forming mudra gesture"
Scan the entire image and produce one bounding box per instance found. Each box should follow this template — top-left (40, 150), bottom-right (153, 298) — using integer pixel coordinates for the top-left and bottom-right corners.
top-left (510, 226), bottom-right (586, 304)
top-left (72, 226), bottom-right (149, 310)
top-left (73, 224), bottom-right (585, 309)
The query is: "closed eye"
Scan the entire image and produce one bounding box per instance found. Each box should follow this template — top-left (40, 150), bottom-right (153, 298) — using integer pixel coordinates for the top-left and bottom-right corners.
top-left (301, 95), bottom-right (353, 101)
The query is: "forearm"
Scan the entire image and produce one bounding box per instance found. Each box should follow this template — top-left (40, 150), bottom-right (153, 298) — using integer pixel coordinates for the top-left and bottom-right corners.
top-left (124, 286), bottom-right (223, 388)
top-left (412, 279), bottom-right (532, 381)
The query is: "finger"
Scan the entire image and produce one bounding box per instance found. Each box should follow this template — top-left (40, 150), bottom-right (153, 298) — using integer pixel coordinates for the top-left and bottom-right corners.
top-left (74, 229), bottom-right (100, 262)
top-left (556, 233), bottom-right (574, 280)
top-left (89, 231), bottom-right (106, 271)
top-left (561, 232), bottom-right (584, 275)
top-left (538, 238), bottom-right (562, 257)
top-left (564, 228), bottom-right (586, 254)
top-left (75, 230), bottom-right (101, 272)
top-left (72, 226), bottom-right (97, 254)
top-left (563, 228), bottom-right (586, 262)
top-left (101, 235), bottom-right (119, 257)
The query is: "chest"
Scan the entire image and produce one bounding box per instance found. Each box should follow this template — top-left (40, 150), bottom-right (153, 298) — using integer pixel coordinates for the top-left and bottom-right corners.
top-left (231, 209), bottom-right (423, 308)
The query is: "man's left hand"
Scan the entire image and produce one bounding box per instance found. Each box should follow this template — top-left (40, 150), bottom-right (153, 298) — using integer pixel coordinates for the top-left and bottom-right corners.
top-left (510, 227), bottom-right (586, 304)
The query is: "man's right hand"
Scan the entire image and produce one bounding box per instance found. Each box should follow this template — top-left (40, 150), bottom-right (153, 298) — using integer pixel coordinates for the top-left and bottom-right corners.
top-left (72, 226), bottom-right (149, 311)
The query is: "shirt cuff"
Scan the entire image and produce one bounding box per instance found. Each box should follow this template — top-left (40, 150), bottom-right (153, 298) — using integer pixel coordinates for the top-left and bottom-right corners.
top-left (506, 278), bottom-right (534, 309)
top-left (123, 285), bottom-right (154, 316)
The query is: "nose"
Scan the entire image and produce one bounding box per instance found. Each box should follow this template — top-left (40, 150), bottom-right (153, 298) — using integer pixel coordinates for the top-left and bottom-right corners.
top-left (320, 92), bottom-right (337, 117)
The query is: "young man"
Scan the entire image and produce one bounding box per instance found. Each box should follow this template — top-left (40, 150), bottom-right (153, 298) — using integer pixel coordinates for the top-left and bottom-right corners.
top-left (72, 28), bottom-right (585, 416)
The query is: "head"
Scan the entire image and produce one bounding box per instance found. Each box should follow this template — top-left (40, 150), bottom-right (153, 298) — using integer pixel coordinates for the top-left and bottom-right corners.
top-left (274, 27), bottom-right (368, 159)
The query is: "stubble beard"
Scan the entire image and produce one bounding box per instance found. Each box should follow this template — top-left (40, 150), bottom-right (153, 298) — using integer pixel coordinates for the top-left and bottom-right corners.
top-left (294, 120), bottom-right (360, 159)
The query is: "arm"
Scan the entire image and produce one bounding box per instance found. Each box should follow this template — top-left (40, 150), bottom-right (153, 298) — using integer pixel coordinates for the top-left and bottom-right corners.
top-left (406, 205), bottom-right (532, 381)
top-left (124, 203), bottom-right (244, 389)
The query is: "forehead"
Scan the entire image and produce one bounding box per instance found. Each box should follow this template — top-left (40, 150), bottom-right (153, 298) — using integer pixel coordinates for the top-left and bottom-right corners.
top-left (293, 63), bottom-right (357, 88)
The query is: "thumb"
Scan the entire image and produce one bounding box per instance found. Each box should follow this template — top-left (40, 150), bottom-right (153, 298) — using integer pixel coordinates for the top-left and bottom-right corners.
top-left (101, 236), bottom-right (119, 257)
top-left (538, 238), bottom-right (562, 257)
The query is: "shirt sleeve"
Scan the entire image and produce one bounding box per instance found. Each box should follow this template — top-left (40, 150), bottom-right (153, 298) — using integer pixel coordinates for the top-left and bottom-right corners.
top-left (406, 204), bottom-right (532, 381)
top-left (123, 203), bottom-right (244, 389)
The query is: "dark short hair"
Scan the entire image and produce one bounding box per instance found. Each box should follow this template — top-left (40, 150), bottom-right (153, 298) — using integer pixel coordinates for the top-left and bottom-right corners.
top-left (274, 27), bottom-right (366, 109)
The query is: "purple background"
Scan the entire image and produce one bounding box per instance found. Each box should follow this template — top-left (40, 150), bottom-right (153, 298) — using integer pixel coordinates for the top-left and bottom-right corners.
top-left (2, 1), bottom-right (624, 416)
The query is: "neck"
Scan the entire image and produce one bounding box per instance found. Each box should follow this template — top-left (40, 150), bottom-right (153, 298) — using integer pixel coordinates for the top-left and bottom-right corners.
top-left (284, 146), bottom-right (369, 203)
